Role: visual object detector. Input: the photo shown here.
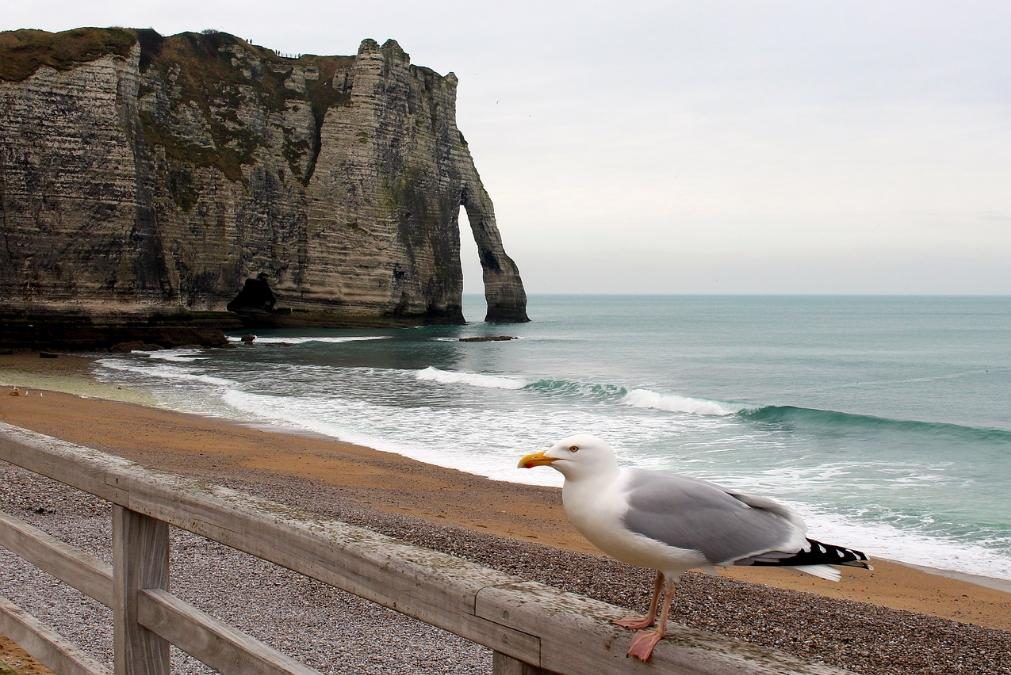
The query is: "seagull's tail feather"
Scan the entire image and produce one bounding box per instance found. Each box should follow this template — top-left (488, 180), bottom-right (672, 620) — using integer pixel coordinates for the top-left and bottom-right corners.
top-left (734, 538), bottom-right (872, 578)
top-left (794, 565), bottom-right (841, 582)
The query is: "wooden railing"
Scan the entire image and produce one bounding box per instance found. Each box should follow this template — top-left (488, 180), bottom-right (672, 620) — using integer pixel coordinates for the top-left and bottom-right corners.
top-left (0, 422), bottom-right (841, 674)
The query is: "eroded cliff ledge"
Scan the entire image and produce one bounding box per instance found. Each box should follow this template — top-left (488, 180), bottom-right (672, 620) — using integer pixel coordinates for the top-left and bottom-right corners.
top-left (0, 28), bottom-right (528, 348)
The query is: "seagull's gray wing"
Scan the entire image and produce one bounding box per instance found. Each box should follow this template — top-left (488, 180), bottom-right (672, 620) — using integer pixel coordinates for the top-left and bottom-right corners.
top-left (621, 469), bottom-right (802, 564)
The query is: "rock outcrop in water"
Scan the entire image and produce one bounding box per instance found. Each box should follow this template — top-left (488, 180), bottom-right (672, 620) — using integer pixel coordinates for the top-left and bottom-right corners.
top-left (0, 28), bottom-right (528, 349)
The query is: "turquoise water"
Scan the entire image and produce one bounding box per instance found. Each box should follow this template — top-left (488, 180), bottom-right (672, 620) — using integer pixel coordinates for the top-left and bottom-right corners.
top-left (94, 295), bottom-right (1011, 580)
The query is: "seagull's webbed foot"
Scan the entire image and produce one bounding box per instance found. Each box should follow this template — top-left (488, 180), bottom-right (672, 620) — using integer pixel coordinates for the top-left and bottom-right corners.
top-left (627, 629), bottom-right (663, 662)
top-left (613, 614), bottom-right (656, 630)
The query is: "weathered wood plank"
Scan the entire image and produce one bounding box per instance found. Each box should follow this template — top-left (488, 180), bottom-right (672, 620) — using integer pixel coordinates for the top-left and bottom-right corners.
top-left (0, 423), bottom-right (132, 503)
top-left (113, 506), bottom-right (170, 675)
top-left (0, 594), bottom-right (110, 675)
top-left (492, 651), bottom-right (554, 675)
top-left (0, 510), bottom-right (113, 607)
top-left (137, 588), bottom-right (318, 675)
top-left (476, 581), bottom-right (848, 675)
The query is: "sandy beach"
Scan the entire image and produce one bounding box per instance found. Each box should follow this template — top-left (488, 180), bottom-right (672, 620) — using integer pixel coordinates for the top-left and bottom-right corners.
top-left (1, 352), bottom-right (1010, 673)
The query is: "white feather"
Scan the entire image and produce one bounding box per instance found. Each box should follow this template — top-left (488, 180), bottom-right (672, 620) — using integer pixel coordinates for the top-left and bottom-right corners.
top-left (794, 565), bottom-right (841, 582)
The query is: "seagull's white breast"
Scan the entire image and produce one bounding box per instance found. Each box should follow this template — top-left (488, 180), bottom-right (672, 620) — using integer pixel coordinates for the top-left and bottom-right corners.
top-left (561, 470), bottom-right (708, 576)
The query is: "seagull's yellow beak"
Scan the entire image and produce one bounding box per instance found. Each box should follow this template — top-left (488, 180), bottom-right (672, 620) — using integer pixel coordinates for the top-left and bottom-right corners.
top-left (518, 450), bottom-right (556, 468)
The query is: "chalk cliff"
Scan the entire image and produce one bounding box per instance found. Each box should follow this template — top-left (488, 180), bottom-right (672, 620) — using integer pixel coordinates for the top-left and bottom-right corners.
top-left (0, 28), bottom-right (528, 348)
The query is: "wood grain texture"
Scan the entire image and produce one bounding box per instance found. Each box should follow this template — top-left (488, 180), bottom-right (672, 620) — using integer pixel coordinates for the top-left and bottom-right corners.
top-left (476, 581), bottom-right (847, 675)
top-left (112, 507), bottom-right (169, 675)
top-left (0, 511), bottom-right (113, 607)
top-left (492, 652), bottom-right (554, 675)
top-left (136, 589), bottom-right (317, 675)
top-left (0, 594), bottom-right (110, 675)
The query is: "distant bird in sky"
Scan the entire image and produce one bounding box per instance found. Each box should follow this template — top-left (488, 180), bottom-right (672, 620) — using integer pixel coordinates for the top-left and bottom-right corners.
top-left (519, 434), bottom-right (871, 662)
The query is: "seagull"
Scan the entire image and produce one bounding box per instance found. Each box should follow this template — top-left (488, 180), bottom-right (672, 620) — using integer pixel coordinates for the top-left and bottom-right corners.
top-left (518, 434), bottom-right (871, 662)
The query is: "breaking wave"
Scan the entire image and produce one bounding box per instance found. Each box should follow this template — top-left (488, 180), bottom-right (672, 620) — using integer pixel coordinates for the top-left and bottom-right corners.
top-left (621, 388), bottom-right (738, 416)
top-left (415, 367), bottom-right (528, 389)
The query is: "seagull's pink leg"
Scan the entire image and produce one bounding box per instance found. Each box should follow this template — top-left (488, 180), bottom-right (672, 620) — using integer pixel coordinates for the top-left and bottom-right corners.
top-left (613, 571), bottom-right (665, 630)
top-left (627, 577), bottom-right (676, 662)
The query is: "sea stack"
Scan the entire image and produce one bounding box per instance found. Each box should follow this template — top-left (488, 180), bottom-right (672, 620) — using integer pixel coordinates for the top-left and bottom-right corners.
top-left (0, 28), bottom-right (528, 350)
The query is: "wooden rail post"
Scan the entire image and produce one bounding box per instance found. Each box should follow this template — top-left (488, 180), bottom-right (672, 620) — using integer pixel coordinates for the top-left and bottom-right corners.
top-left (113, 505), bottom-right (170, 675)
top-left (492, 651), bottom-right (553, 675)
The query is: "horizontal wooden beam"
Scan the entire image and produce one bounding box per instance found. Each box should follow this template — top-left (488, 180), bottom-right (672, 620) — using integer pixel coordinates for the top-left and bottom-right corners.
top-left (0, 594), bottom-right (110, 675)
top-left (138, 588), bottom-right (318, 675)
top-left (476, 581), bottom-right (845, 674)
top-left (0, 510), bottom-right (113, 607)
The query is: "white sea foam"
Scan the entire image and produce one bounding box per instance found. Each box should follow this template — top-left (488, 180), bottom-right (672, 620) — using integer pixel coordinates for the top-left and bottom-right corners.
top-left (96, 359), bottom-right (236, 387)
top-left (415, 366), bottom-right (527, 390)
top-left (133, 349), bottom-right (207, 362)
top-left (220, 389), bottom-right (532, 479)
top-left (621, 388), bottom-right (737, 416)
top-left (229, 336), bottom-right (392, 345)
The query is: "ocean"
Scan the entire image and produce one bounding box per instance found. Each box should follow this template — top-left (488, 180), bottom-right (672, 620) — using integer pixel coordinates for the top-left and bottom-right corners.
top-left (93, 295), bottom-right (1011, 581)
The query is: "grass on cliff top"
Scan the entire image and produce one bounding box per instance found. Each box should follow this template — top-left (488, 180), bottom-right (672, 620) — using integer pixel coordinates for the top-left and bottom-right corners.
top-left (1, 26), bottom-right (360, 184)
top-left (146, 31), bottom-right (352, 118)
top-left (139, 30), bottom-right (353, 183)
top-left (0, 27), bottom-right (136, 81)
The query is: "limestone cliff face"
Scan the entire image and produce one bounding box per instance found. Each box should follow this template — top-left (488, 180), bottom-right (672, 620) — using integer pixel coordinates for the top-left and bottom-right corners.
top-left (0, 28), bottom-right (528, 343)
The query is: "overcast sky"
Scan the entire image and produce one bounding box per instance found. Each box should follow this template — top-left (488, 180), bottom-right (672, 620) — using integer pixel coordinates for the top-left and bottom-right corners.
top-left (6, 2), bottom-right (1010, 294)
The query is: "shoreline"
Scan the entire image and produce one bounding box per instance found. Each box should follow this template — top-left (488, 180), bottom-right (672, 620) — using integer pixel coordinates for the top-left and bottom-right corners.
top-left (2, 352), bottom-right (1011, 634)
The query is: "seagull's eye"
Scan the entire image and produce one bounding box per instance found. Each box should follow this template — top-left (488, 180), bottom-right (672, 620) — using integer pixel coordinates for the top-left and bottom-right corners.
top-left (568, 445), bottom-right (580, 453)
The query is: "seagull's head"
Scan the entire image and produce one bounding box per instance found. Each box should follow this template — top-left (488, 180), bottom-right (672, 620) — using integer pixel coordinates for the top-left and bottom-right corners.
top-left (518, 434), bottom-right (618, 480)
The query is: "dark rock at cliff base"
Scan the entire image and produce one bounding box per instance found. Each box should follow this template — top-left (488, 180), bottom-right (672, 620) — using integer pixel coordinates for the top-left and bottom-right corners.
top-left (0, 311), bottom-right (235, 352)
top-left (459, 335), bottom-right (517, 342)
top-left (0, 28), bottom-right (528, 348)
top-left (240, 334), bottom-right (256, 344)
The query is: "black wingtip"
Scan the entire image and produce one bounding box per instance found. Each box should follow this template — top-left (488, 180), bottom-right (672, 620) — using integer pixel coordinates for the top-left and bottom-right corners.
top-left (741, 538), bottom-right (872, 570)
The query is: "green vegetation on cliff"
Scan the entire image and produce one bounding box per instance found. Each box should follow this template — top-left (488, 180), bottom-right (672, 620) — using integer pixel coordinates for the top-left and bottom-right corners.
top-left (1, 28), bottom-right (355, 183)
top-left (0, 27), bottom-right (136, 81)
top-left (136, 30), bottom-right (354, 183)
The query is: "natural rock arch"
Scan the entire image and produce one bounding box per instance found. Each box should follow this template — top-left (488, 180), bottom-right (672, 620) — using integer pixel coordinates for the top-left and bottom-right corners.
top-left (459, 183), bottom-right (529, 323)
